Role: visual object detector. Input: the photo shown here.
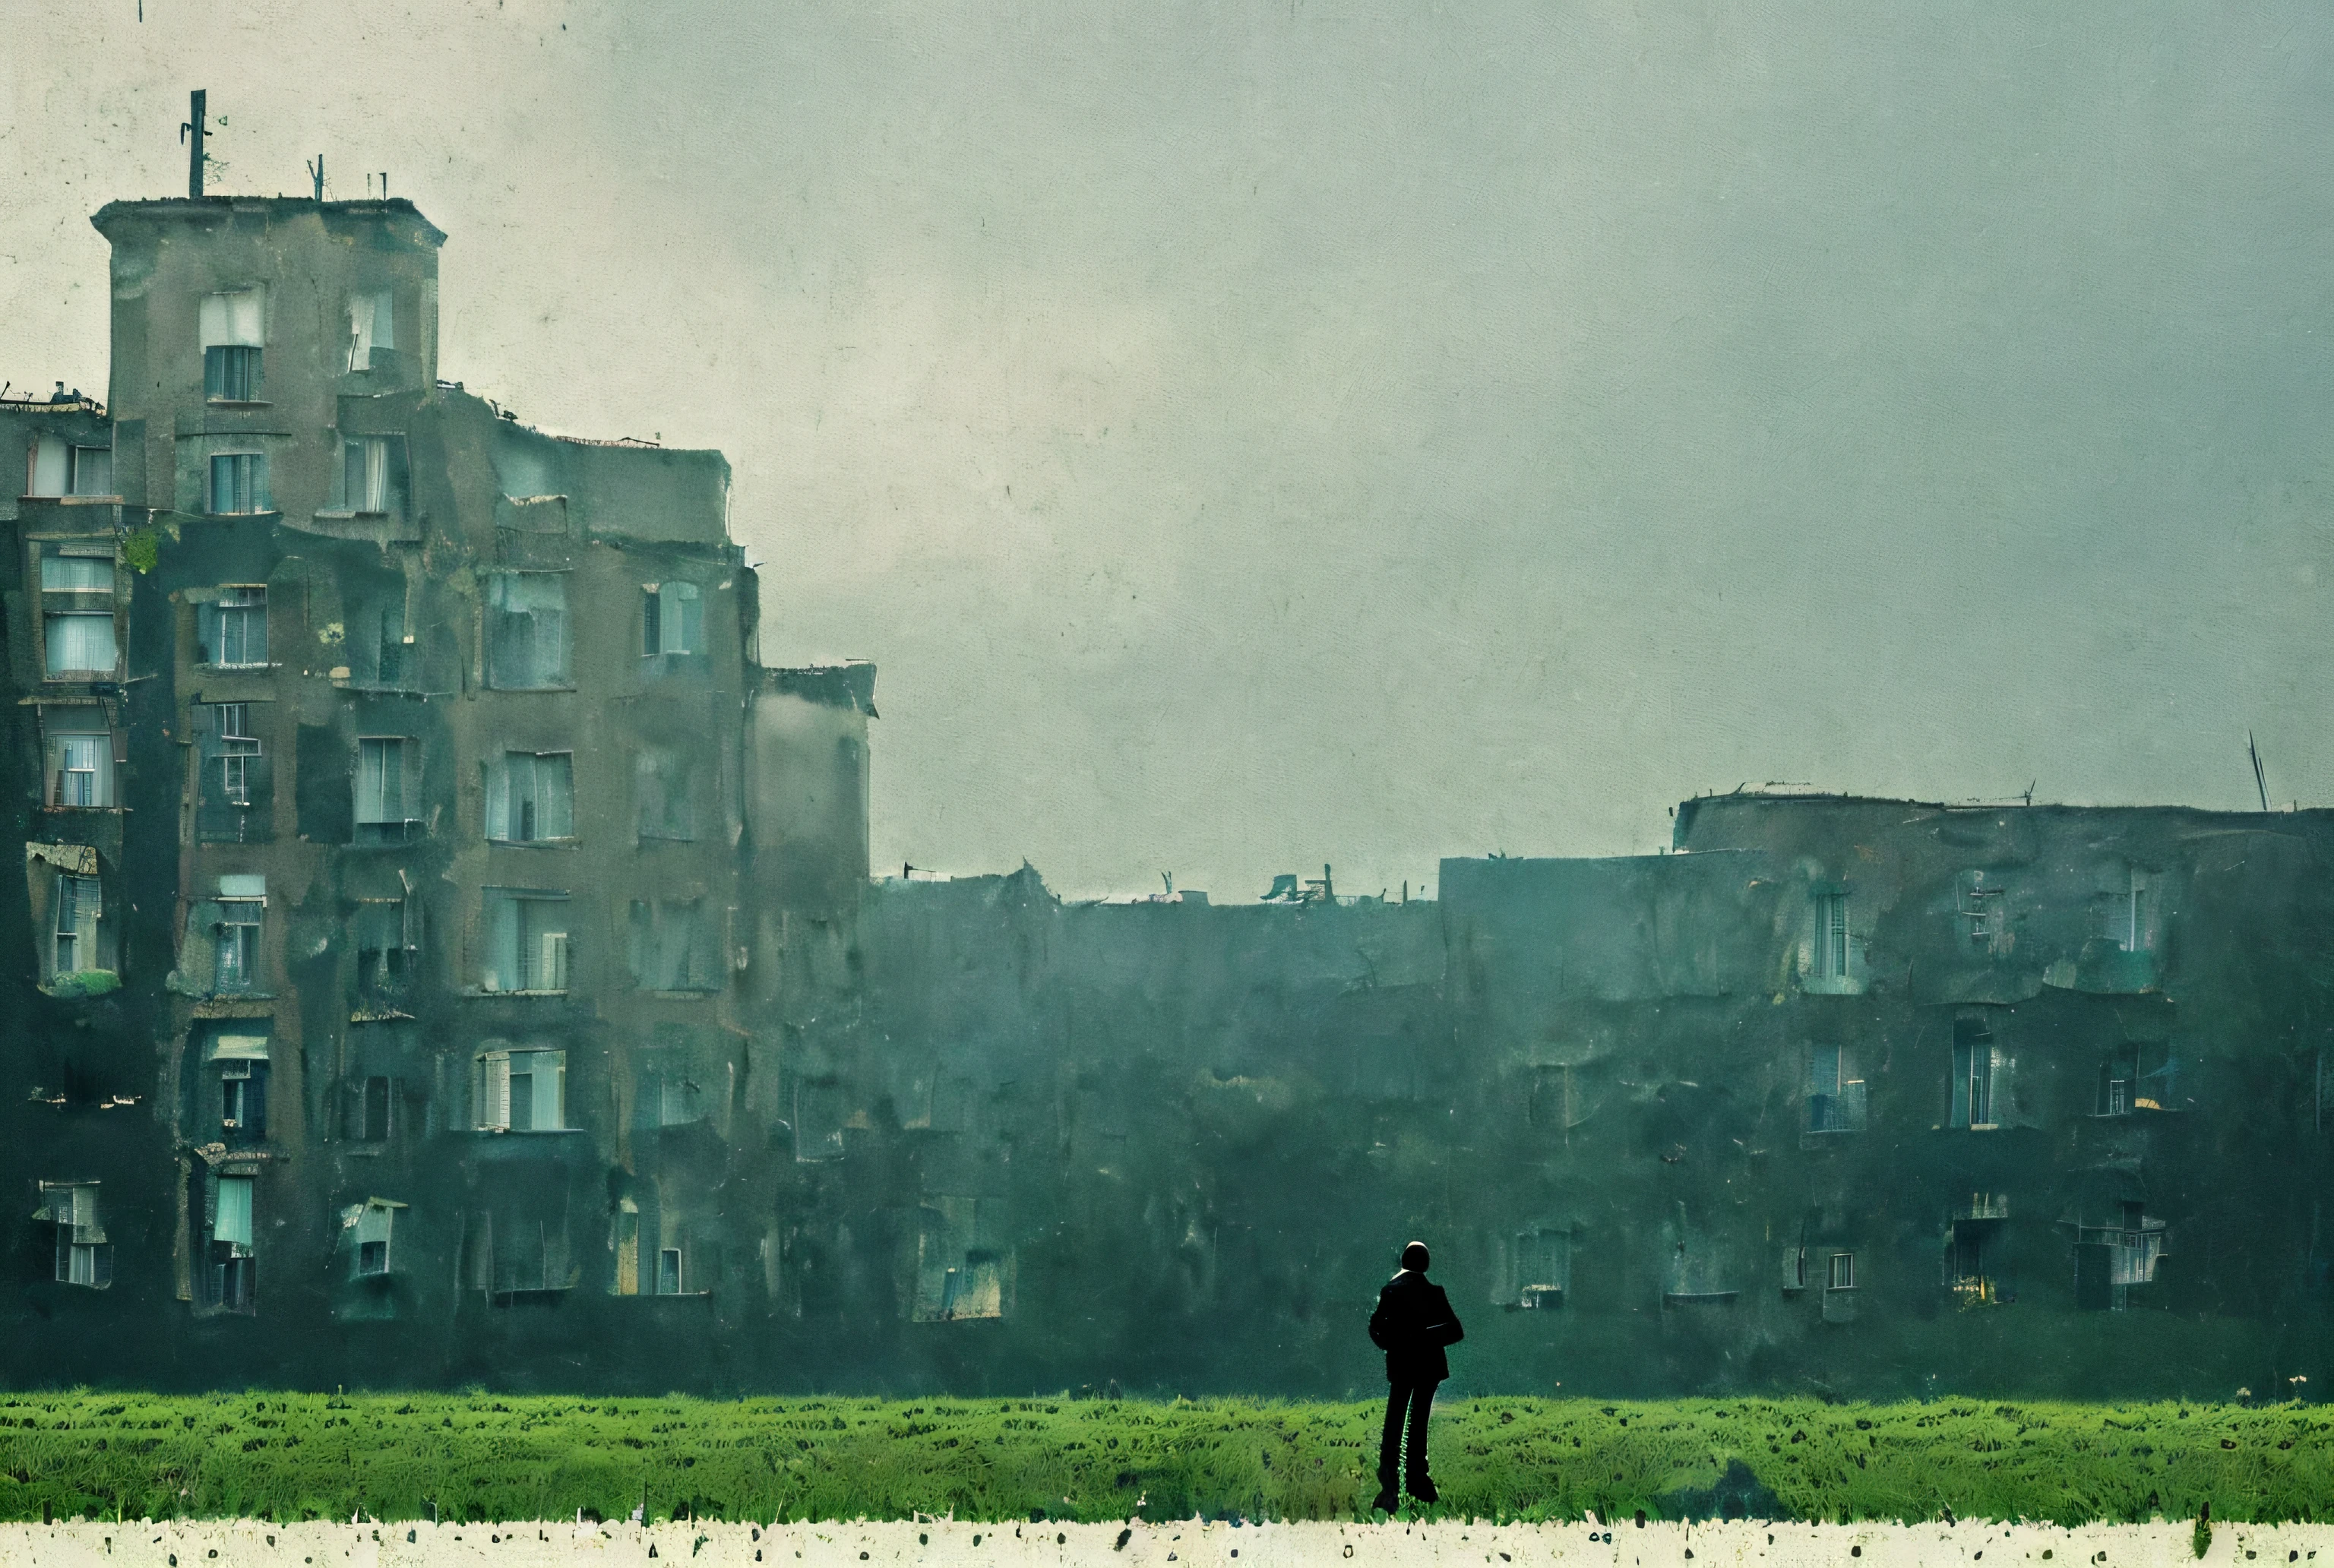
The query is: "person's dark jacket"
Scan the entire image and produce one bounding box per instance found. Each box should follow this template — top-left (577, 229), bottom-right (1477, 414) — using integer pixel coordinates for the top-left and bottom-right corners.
top-left (1368, 1269), bottom-right (1463, 1383)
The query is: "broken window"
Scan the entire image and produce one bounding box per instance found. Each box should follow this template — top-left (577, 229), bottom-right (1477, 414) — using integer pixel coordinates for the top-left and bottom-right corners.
top-left (480, 889), bottom-right (571, 993)
top-left (341, 1198), bottom-right (401, 1278)
top-left (627, 899), bottom-right (717, 992)
top-left (200, 287), bottom-right (265, 400)
top-left (210, 1032), bottom-right (270, 1141)
top-left (2098, 1045), bottom-right (2140, 1117)
top-left (207, 1168), bottom-right (258, 1310)
top-left (207, 453), bottom-right (271, 514)
top-left (485, 751), bottom-right (574, 842)
top-left (473, 1193), bottom-right (574, 1299)
top-left (36, 1182), bottom-right (111, 1288)
top-left (1948, 1193), bottom-right (2008, 1304)
top-left (346, 289), bottom-right (394, 373)
top-left (337, 435), bottom-right (408, 517)
top-left (353, 897), bottom-right (418, 1003)
top-left (485, 572), bottom-right (571, 689)
top-left (641, 581), bottom-right (704, 657)
top-left (43, 611), bottom-right (117, 678)
top-left (215, 877), bottom-right (265, 993)
top-left (473, 1046), bottom-right (566, 1132)
top-left (634, 748), bottom-right (697, 842)
top-left (1514, 1226), bottom-right (1570, 1307)
top-left (2074, 1201), bottom-right (2168, 1310)
top-left (1950, 1016), bottom-right (1998, 1129)
top-left (1807, 1044), bottom-right (1867, 1133)
top-left (353, 737), bottom-right (419, 843)
top-left (52, 874), bottom-right (102, 976)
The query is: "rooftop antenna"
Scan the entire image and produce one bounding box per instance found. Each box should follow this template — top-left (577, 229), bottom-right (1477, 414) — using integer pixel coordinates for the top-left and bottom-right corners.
top-left (306, 154), bottom-right (324, 203)
top-left (2249, 732), bottom-right (2270, 814)
top-left (179, 90), bottom-right (208, 198)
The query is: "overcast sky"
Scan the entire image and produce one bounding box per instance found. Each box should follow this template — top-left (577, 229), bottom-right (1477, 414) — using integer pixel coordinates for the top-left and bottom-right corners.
top-left (7, 2), bottom-right (2332, 899)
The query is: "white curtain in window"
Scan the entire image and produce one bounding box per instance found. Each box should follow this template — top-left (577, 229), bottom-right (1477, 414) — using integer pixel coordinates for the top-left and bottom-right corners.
top-left (27, 435), bottom-right (70, 498)
top-left (362, 438), bottom-right (388, 510)
top-left (199, 288), bottom-right (267, 348)
top-left (45, 613), bottom-right (118, 675)
top-left (40, 555), bottom-right (114, 592)
top-left (214, 1175), bottom-right (255, 1246)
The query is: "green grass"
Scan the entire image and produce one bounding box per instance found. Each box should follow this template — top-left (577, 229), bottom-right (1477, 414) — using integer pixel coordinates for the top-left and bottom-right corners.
top-left (0, 1394), bottom-right (2327, 1526)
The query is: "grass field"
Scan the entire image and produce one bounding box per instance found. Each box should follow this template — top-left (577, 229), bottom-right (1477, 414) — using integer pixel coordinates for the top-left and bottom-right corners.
top-left (0, 1393), bottom-right (2328, 1527)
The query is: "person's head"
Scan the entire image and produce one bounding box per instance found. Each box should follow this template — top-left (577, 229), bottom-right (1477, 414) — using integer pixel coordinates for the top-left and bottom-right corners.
top-left (1400, 1241), bottom-right (1431, 1274)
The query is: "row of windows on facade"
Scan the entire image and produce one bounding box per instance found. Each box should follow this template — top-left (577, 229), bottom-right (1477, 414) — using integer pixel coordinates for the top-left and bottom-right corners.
top-left (132, 874), bottom-right (722, 997)
top-left (1805, 876), bottom-right (2158, 985)
top-left (33, 564), bottom-right (706, 683)
top-left (195, 283), bottom-right (403, 400)
top-left (1507, 1206), bottom-right (2163, 1314)
top-left (1795, 1031), bottom-right (2181, 1133)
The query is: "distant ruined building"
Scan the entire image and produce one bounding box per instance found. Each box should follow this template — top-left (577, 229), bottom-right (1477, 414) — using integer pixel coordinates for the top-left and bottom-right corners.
top-left (5, 191), bottom-right (2331, 1397)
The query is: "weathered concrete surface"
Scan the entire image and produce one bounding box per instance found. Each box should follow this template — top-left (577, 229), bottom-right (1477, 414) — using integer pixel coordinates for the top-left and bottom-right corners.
top-left (0, 1519), bottom-right (2323, 1568)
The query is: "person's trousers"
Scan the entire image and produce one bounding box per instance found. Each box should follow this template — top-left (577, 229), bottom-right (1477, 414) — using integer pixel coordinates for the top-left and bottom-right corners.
top-left (1377, 1379), bottom-right (1438, 1487)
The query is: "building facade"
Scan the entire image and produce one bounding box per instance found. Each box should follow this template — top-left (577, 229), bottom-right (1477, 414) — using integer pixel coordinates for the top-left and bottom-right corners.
top-left (6, 193), bottom-right (2329, 1400)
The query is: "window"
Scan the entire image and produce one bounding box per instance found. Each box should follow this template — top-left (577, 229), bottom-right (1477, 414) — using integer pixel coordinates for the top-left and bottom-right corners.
top-left (209, 1171), bottom-right (257, 1309)
top-left (634, 749), bottom-right (697, 842)
top-left (348, 1075), bottom-right (394, 1143)
top-left (203, 587), bottom-right (270, 666)
top-left (480, 890), bottom-right (571, 993)
top-left (354, 738), bottom-right (419, 842)
top-left (43, 612), bottom-right (118, 677)
top-left (1515, 1227), bottom-right (1570, 1308)
top-left (2096, 867), bottom-right (2155, 953)
top-left (1950, 1017), bottom-right (1997, 1129)
top-left (642, 581), bottom-right (704, 657)
top-left (485, 573), bottom-right (571, 688)
top-left (2098, 1045), bottom-right (2139, 1116)
top-left (26, 435), bottom-right (69, 497)
top-left (1811, 891), bottom-right (1851, 982)
top-left (1950, 1211), bottom-right (1999, 1303)
top-left (217, 884), bottom-right (264, 993)
top-left (2075, 1203), bottom-right (2168, 1310)
top-left (914, 1199), bottom-right (1004, 1320)
top-left (211, 1033), bottom-right (270, 1140)
top-left (1827, 1251), bottom-right (1855, 1291)
top-left (368, 597), bottom-right (412, 687)
top-left (353, 899), bottom-right (416, 1001)
top-left (215, 701), bottom-right (262, 806)
top-left (38, 1183), bottom-right (111, 1288)
top-left (615, 1199), bottom-right (641, 1295)
top-left (1807, 1045), bottom-right (1867, 1133)
top-left (346, 289), bottom-right (394, 372)
top-left (340, 435), bottom-right (407, 516)
top-left (473, 1047), bottom-right (566, 1131)
top-left (40, 553), bottom-right (115, 593)
top-left (207, 453), bottom-right (271, 514)
top-left (486, 751), bottom-right (574, 842)
top-left (54, 874), bottom-right (101, 975)
top-left (657, 1247), bottom-right (684, 1295)
top-left (48, 730), bottom-right (111, 808)
top-left (200, 287), bottom-right (266, 401)
top-left (346, 1200), bottom-right (400, 1277)
top-left (627, 899), bottom-right (718, 991)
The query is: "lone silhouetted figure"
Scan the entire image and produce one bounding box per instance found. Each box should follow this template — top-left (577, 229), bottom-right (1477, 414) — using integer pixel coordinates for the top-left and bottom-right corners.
top-left (1368, 1239), bottom-right (1462, 1512)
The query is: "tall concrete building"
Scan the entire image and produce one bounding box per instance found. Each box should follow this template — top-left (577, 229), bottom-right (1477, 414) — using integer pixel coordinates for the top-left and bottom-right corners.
top-left (3, 195), bottom-right (872, 1381)
top-left (7, 190), bottom-right (2330, 1401)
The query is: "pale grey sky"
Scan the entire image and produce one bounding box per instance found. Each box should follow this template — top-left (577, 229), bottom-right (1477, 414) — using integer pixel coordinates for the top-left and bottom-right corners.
top-left (7, 2), bottom-right (2331, 899)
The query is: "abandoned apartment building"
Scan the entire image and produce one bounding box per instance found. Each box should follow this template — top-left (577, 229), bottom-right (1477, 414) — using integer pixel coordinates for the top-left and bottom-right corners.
top-left (5, 188), bottom-right (2333, 1398)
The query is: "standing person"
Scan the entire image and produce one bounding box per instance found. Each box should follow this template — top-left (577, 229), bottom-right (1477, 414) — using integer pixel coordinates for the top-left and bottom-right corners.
top-left (1367, 1240), bottom-right (1463, 1512)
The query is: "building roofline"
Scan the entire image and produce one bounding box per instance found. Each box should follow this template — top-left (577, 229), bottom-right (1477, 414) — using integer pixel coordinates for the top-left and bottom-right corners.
top-left (91, 196), bottom-right (447, 248)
